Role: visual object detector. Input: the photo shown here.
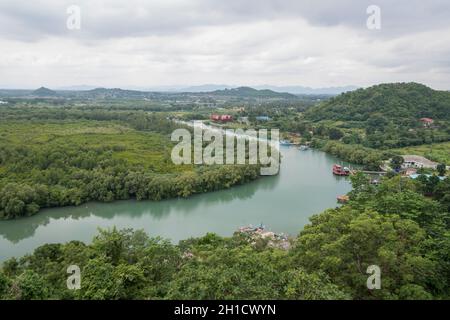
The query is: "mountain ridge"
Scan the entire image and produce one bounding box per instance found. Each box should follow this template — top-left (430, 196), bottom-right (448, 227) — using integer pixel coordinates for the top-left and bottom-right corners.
top-left (32, 87), bottom-right (57, 97)
top-left (305, 82), bottom-right (450, 122)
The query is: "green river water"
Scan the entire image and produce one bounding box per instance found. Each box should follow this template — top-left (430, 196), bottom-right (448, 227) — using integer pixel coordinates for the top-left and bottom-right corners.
top-left (0, 147), bottom-right (354, 262)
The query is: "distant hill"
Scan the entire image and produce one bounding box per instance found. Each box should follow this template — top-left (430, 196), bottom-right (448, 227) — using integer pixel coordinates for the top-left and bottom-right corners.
top-left (305, 82), bottom-right (450, 122)
top-left (0, 89), bottom-right (33, 97)
top-left (87, 88), bottom-right (144, 98)
top-left (253, 85), bottom-right (358, 95)
top-left (78, 86), bottom-right (298, 99)
top-left (303, 83), bottom-right (450, 149)
top-left (65, 87), bottom-right (163, 99)
top-left (209, 86), bottom-right (297, 99)
top-left (177, 84), bottom-right (357, 95)
top-left (32, 87), bottom-right (57, 97)
top-left (1, 85), bottom-right (321, 100)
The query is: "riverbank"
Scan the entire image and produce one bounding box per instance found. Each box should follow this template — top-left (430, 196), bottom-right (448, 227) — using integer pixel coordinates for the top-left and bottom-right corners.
top-left (0, 118), bottom-right (263, 220)
top-left (3, 167), bottom-right (448, 300)
top-left (0, 147), bottom-right (354, 262)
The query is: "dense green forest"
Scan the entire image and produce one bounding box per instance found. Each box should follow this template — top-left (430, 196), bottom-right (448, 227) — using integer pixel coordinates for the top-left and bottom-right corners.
top-left (210, 86), bottom-right (297, 99)
top-left (303, 83), bottom-right (450, 149)
top-left (0, 174), bottom-right (448, 300)
top-left (306, 83), bottom-right (450, 122)
top-left (311, 140), bottom-right (386, 171)
top-left (0, 107), bottom-right (261, 219)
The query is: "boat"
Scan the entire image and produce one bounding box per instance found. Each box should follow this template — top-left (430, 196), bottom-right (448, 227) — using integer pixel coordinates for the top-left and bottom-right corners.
top-left (332, 164), bottom-right (350, 176)
top-left (280, 140), bottom-right (292, 146)
top-left (299, 145), bottom-right (309, 151)
top-left (337, 195), bottom-right (350, 203)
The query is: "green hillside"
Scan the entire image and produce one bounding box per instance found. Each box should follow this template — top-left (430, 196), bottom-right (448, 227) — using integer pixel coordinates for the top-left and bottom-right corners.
top-left (211, 86), bottom-right (297, 99)
top-left (306, 83), bottom-right (450, 122)
top-left (304, 83), bottom-right (450, 149)
top-left (32, 87), bottom-right (57, 97)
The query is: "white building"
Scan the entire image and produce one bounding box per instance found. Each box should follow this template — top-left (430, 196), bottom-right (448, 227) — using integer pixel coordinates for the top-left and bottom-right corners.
top-left (401, 155), bottom-right (438, 169)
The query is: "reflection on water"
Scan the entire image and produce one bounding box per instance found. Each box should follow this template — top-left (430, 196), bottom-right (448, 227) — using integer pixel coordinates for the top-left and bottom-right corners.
top-left (0, 147), bottom-right (353, 262)
top-left (0, 174), bottom-right (279, 243)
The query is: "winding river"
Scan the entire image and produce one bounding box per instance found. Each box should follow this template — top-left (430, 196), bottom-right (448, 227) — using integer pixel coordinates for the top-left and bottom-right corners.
top-left (0, 147), bottom-right (354, 262)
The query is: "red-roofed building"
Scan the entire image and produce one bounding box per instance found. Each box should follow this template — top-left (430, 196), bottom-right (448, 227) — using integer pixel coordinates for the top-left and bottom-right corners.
top-left (420, 118), bottom-right (434, 127)
top-left (210, 114), bottom-right (233, 122)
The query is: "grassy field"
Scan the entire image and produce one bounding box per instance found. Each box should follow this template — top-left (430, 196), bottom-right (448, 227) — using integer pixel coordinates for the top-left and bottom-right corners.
top-left (0, 120), bottom-right (193, 174)
top-left (391, 142), bottom-right (450, 164)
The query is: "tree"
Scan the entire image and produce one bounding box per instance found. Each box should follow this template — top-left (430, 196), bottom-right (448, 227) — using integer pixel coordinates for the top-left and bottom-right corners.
top-left (92, 227), bottom-right (133, 266)
top-left (349, 172), bottom-right (375, 201)
top-left (398, 284), bottom-right (433, 300)
top-left (0, 272), bottom-right (10, 298)
top-left (417, 174), bottom-right (441, 196)
top-left (9, 270), bottom-right (49, 300)
top-left (167, 246), bottom-right (286, 299)
top-left (437, 163), bottom-right (447, 177)
top-left (328, 128), bottom-right (344, 140)
top-left (434, 178), bottom-right (450, 210)
top-left (390, 155), bottom-right (404, 171)
top-left (367, 114), bottom-right (389, 131)
top-left (283, 269), bottom-right (350, 300)
top-left (78, 257), bottom-right (118, 300)
top-left (112, 264), bottom-right (145, 299)
top-left (292, 207), bottom-right (438, 299)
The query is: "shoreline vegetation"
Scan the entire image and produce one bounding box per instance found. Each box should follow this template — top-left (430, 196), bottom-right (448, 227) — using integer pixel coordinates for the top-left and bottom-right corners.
top-left (0, 174), bottom-right (448, 300)
top-left (311, 139), bottom-right (385, 171)
top-left (0, 109), bottom-right (264, 220)
top-left (2, 82), bottom-right (449, 219)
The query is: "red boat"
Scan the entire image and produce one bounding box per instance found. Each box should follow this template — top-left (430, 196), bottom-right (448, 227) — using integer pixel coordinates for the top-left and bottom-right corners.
top-left (333, 164), bottom-right (350, 176)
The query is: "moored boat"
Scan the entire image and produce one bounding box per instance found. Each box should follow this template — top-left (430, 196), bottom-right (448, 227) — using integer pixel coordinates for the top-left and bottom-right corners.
top-left (280, 140), bottom-right (292, 146)
top-left (332, 164), bottom-right (350, 176)
top-left (299, 145), bottom-right (309, 151)
top-left (337, 195), bottom-right (350, 203)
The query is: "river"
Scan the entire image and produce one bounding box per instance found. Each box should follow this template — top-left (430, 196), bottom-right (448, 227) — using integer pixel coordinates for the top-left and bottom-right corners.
top-left (0, 147), bottom-right (354, 262)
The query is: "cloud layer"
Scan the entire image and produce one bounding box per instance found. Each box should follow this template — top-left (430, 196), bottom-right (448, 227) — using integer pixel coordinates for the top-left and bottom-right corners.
top-left (1, 0), bottom-right (449, 89)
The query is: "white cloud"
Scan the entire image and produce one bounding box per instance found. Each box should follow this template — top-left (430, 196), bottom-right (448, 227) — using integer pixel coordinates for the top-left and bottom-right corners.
top-left (0, 0), bottom-right (449, 89)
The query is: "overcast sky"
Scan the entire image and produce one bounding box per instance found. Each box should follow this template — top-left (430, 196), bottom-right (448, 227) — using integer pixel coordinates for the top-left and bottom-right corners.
top-left (0, 0), bottom-right (449, 89)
